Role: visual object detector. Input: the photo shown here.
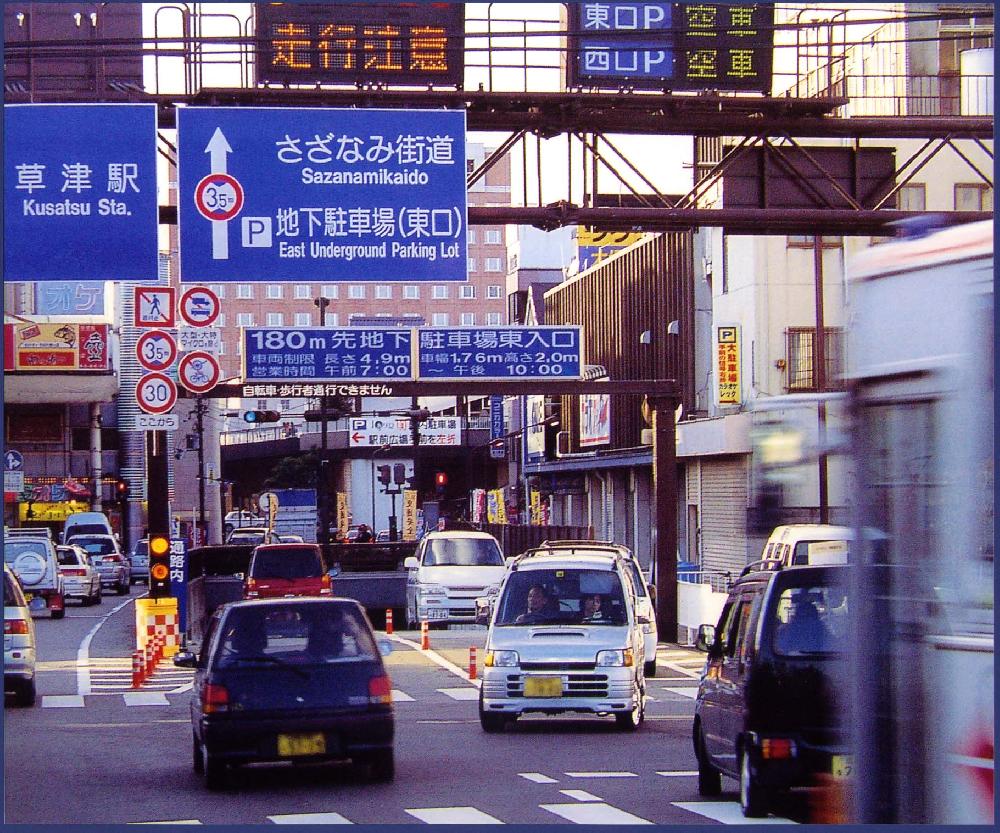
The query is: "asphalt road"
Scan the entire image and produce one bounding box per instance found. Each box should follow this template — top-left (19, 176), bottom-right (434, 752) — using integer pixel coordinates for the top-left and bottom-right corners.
top-left (4, 594), bottom-right (810, 825)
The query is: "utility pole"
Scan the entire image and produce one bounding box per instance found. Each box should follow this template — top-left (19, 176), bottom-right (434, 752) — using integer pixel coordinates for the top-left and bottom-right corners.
top-left (813, 237), bottom-right (829, 524)
top-left (195, 395), bottom-right (207, 547)
top-left (314, 296), bottom-right (331, 545)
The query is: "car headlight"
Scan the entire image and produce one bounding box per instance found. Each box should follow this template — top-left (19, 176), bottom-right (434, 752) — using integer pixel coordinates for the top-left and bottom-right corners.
top-left (596, 649), bottom-right (634, 667)
top-left (418, 584), bottom-right (447, 596)
top-left (485, 650), bottom-right (519, 667)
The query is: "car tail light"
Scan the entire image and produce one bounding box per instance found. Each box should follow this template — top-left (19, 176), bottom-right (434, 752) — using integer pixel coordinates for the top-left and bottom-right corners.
top-left (761, 738), bottom-right (796, 759)
top-left (202, 683), bottom-right (230, 714)
top-left (368, 675), bottom-right (392, 705)
top-left (49, 593), bottom-right (64, 610)
top-left (4, 619), bottom-right (29, 635)
top-left (244, 578), bottom-right (258, 598)
top-left (320, 574), bottom-right (332, 595)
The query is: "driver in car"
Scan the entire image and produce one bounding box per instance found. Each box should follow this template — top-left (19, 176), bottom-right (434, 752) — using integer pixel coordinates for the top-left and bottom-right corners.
top-left (515, 584), bottom-right (550, 624)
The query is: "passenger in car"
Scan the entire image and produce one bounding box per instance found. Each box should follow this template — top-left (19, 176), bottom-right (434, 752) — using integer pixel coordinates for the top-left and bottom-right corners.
top-left (226, 622), bottom-right (267, 658)
top-left (580, 594), bottom-right (608, 622)
top-left (307, 615), bottom-right (346, 660)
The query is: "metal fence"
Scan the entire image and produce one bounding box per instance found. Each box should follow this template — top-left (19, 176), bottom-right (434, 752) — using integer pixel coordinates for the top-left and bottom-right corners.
top-left (481, 523), bottom-right (595, 557)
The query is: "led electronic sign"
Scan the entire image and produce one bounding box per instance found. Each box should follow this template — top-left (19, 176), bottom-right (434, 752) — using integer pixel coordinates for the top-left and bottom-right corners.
top-left (567, 2), bottom-right (774, 93)
top-left (255, 3), bottom-right (465, 87)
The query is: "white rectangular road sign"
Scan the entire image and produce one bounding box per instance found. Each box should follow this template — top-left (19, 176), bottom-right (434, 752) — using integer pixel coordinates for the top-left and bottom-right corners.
top-left (348, 416), bottom-right (461, 448)
top-left (178, 327), bottom-right (222, 354)
top-left (134, 413), bottom-right (180, 431)
top-left (134, 286), bottom-right (177, 328)
top-left (4, 471), bottom-right (25, 493)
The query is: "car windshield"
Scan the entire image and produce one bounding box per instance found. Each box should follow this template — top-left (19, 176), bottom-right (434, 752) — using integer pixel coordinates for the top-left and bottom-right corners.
top-left (3, 541), bottom-right (49, 563)
top-left (67, 523), bottom-right (109, 536)
top-left (56, 548), bottom-right (83, 566)
top-left (423, 538), bottom-right (503, 567)
top-left (71, 537), bottom-right (116, 556)
top-left (771, 583), bottom-right (848, 656)
top-left (494, 568), bottom-right (627, 626)
top-left (215, 603), bottom-right (378, 667)
top-left (229, 533), bottom-right (265, 545)
top-left (251, 548), bottom-right (324, 579)
top-left (132, 541), bottom-right (148, 557)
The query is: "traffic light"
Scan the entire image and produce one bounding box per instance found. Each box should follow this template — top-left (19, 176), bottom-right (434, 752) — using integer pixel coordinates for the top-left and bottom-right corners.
top-left (148, 533), bottom-right (171, 598)
top-left (115, 479), bottom-right (129, 501)
top-left (377, 465), bottom-right (392, 487)
top-left (243, 410), bottom-right (281, 423)
top-left (435, 471), bottom-right (448, 495)
top-left (393, 463), bottom-right (407, 485)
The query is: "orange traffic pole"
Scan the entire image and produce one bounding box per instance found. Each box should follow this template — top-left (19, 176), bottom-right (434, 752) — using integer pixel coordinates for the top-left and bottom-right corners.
top-left (420, 620), bottom-right (430, 650)
top-left (468, 646), bottom-right (477, 680)
top-left (385, 608), bottom-right (394, 635)
top-left (131, 651), bottom-right (142, 689)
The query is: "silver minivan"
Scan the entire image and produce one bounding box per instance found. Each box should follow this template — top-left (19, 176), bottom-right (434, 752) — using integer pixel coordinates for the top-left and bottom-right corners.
top-left (478, 548), bottom-right (648, 732)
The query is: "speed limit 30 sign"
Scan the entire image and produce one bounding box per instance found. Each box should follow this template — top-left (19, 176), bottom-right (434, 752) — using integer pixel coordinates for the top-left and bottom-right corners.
top-left (136, 372), bottom-right (178, 415)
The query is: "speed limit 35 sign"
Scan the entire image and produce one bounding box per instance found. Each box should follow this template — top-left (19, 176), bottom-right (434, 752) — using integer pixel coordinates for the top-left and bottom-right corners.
top-left (136, 371), bottom-right (178, 415)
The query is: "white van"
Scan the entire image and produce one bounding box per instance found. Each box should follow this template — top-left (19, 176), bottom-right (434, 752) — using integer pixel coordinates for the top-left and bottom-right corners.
top-left (760, 524), bottom-right (852, 567)
top-left (62, 512), bottom-right (114, 544)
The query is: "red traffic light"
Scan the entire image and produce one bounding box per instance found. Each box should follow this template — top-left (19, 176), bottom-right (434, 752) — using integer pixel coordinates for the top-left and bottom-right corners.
top-left (435, 471), bottom-right (448, 487)
top-left (116, 479), bottom-right (129, 498)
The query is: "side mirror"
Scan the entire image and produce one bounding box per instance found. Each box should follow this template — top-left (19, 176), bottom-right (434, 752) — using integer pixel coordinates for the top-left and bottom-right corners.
top-left (695, 624), bottom-right (717, 652)
top-left (173, 650), bottom-right (197, 668)
top-left (377, 638), bottom-right (393, 657)
top-left (403, 556), bottom-right (418, 570)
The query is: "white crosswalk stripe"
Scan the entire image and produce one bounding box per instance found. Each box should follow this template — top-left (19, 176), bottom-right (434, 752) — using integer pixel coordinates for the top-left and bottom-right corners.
top-left (540, 802), bottom-right (653, 824)
top-left (405, 807), bottom-right (505, 824)
top-left (437, 687), bottom-right (479, 700)
top-left (268, 813), bottom-right (353, 824)
top-left (672, 802), bottom-right (798, 824)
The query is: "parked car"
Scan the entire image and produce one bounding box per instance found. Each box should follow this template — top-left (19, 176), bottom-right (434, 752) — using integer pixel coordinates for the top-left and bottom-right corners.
top-left (174, 597), bottom-right (395, 789)
top-left (537, 539), bottom-right (659, 676)
top-left (404, 531), bottom-right (505, 628)
top-left (276, 534), bottom-right (305, 544)
top-left (3, 536), bottom-right (65, 619)
top-left (692, 563), bottom-right (849, 817)
top-left (224, 511), bottom-right (265, 539)
top-left (226, 527), bottom-right (278, 546)
top-left (61, 511), bottom-right (114, 544)
top-left (243, 544), bottom-right (331, 599)
top-left (478, 547), bottom-right (649, 732)
top-left (375, 530), bottom-right (390, 542)
top-left (68, 534), bottom-right (130, 595)
top-left (4, 565), bottom-right (37, 706)
top-left (128, 539), bottom-right (150, 584)
top-left (56, 544), bottom-right (102, 606)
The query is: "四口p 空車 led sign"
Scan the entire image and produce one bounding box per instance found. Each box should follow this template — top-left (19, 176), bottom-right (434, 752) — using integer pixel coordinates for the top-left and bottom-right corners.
top-left (567, 2), bottom-right (773, 93)
top-left (255, 3), bottom-right (465, 87)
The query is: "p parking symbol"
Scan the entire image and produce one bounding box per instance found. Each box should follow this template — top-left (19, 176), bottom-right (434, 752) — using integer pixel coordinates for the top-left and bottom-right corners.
top-left (242, 217), bottom-right (272, 248)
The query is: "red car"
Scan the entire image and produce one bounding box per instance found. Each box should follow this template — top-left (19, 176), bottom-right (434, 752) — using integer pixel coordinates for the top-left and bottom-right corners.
top-left (243, 544), bottom-right (331, 599)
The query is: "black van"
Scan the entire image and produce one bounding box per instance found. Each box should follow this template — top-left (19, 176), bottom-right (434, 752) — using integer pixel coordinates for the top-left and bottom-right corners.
top-left (692, 564), bottom-right (849, 817)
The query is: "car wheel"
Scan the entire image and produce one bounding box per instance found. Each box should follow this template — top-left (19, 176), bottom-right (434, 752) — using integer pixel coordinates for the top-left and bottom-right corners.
top-left (193, 734), bottom-right (204, 774)
top-left (117, 580), bottom-right (128, 596)
top-left (695, 724), bottom-right (722, 797)
top-left (202, 745), bottom-right (227, 790)
top-left (615, 688), bottom-right (645, 731)
top-left (478, 691), bottom-right (507, 733)
top-left (15, 679), bottom-right (36, 708)
top-left (368, 749), bottom-right (395, 782)
top-left (644, 658), bottom-right (657, 677)
top-left (94, 586), bottom-right (103, 605)
top-left (51, 606), bottom-right (65, 620)
top-left (739, 746), bottom-right (769, 818)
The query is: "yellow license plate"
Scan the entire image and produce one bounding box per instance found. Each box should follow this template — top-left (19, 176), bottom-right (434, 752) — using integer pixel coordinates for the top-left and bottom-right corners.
top-left (277, 732), bottom-right (326, 757)
top-left (831, 755), bottom-right (853, 779)
top-left (524, 676), bottom-right (562, 697)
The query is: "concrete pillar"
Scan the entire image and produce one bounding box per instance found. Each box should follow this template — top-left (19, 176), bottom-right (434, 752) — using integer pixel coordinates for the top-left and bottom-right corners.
top-left (90, 403), bottom-right (102, 512)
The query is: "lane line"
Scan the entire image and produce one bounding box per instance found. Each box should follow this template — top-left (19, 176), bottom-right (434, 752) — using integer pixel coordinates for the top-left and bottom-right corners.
top-left (77, 595), bottom-right (140, 696)
top-left (129, 820), bottom-right (202, 825)
top-left (268, 813), bottom-right (353, 824)
top-left (560, 790), bottom-right (603, 802)
top-left (391, 689), bottom-right (415, 702)
top-left (672, 802), bottom-right (797, 825)
top-left (662, 687), bottom-right (698, 700)
top-left (388, 634), bottom-right (481, 688)
top-left (540, 803), bottom-right (653, 824)
top-left (405, 807), bottom-right (504, 824)
top-left (438, 687), bottom-right (479, 701)
top-left (519, 772), bottom-right (558, 784)
top-left (41, 695), bottom-right (85, 708)
top-left (565, 771), bottom-right (638, 779)
top-left (656, 771), bottom-right (699, 777)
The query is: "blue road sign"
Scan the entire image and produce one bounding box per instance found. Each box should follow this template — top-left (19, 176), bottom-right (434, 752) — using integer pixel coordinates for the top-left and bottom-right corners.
top-left (177, 107), bottom-right (468, 282)
top-left (5, 450), bottom-right (24, 471)
top-left (417, 327), bottom-right (584, 380)
top-left (4, 104), bottom-right (159, 282)
top-left (243, 327), bottom-right (414, 382)
top-left (489, 396), bottom-right (506, 459)
top-left (169, 539), bottom-right (188, 634)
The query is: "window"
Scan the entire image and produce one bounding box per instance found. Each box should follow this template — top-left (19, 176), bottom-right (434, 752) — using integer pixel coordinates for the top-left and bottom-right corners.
top-left (236, 340), bottom-right (241, 355)
top-left (375, 285), bottom-right (392, 300)
top-left (486, 312), bottom-right (502, 325)
top-left (485, 257), bottom-right (503, 272)
top-left (321, 285), bottom-right (338, 299)
top-left (467, 229), bottom-right (477, 244)
top-left (237, 284), bottom-right (253, 299)
top-left (216, 313), bottom-right (226, 327)
top-left (266, 313), bottom-right (284, 326)
top-left (460, 313), bottom-right (475, 325)
top-left (787, 236), bottom-right (843, 249)
top-left (209, 284), bottom-right (225, 299)
top-left (786, 327), bottom-right (845, 392)
top-left (487, 285), bottom-right (502, 299)
top-left (217, 341), bottom-right (225, 355)
top-left (485, 229), bottom-right (502, 245)
top-left (404, 285), bottom-right (420, 300)
top-left (432, 312), bottom-right (449, 326)
top-left (324, 312), bottom-right (338, 326)
top-left (236, 313), bottom-right (254, 327)
top-left (266, 285), bottom-right (283, 299)
top-left (459, 285), bottom-right (476, 300)
top-left (954, 183), bottom-right (993, 212)
top-left (294, 312), bottom-right (312, 326)
top-left (432, 285), bottom-right (449, 299)
top-left (294, 285), bottom-right (311, 299)
top-left (348, 285), bottom-right (365, 299)
top-left (896, 183), bottom-right (926, 211)
top-left (467, 257), bottom-right (477, 273)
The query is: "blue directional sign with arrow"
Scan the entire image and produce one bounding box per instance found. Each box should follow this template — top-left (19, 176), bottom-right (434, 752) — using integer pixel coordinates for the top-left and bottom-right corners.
top-left (5, 450), bottom-right (24, 471)
top-left (177, 107), bottom-right (467, 283)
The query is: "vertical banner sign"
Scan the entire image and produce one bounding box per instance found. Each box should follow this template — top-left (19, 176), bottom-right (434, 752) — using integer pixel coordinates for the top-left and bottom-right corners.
top-left (530, 489), bottom-right (543, 526)
top-left (336, 492), bottom-right (349, 540)
top-left (716, 325), bottom-right (741, 405)
top-left (4, 104), bottom-right (159, 282)
top-left (489, 396), bottom-right (506, 459)
top-left (402, 489), bottom-right (418, 541)
top-left (177, 107), bottom-right (467, 282)
top-left (169, 539), bottom-right (188, 634)
top-left (526, 395), bottom-right (547, 460)
top-left (580, 393), bottom-right (611, 447)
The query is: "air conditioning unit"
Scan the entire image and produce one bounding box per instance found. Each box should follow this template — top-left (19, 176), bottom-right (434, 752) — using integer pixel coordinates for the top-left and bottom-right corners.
top-left (640, 428), bottom-right (653, 446)
top-left (555, 430), bottom-right (571, 457)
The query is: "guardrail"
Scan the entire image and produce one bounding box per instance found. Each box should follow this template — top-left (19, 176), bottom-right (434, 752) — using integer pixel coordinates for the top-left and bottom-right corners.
top-left (678, 570), bottom-right (733, 594)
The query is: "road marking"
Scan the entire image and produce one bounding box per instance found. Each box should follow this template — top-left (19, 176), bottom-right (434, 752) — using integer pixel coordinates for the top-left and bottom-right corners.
top-left (389, 634), bottom-right (480, 687)
top-left (123, 691), bottom-right (170, 706)
top-left (405, 807), bottom-right (504, 824)
top-left (391, 689), bottom-right (415, 702)
top-left (656, 771), bottom-right (699, 777)
top-left (129, 820), bottom-right (202, 825)
top-left (560, 790), bottom-right (602, 802)
top-left (565, 771), bottom-right (638, 778)
top-left (662, 687), bottom-right (698, 699)
top-left (268, 813), bottom-right (353, 824)
top-left (41, 695), bottom-right (85, 708)
top-left (519, 772), bottom-right (558, 784)
top-left (540, 803), bottom-right (653, 824)
top-left (415, 719), bottom-right (475, 724)
top-left (672, 802), bottom-right (797, 825)
top-left (77, 595), bottom-right (140, 695)
top-left (644, 715), bottom-right (695, 721)
top-left (56, 719), bottom-right (189, 728)
top-left (438, 687), bottom-right (479, 701)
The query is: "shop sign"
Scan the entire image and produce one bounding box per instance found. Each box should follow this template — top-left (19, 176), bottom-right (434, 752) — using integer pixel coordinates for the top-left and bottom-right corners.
top-left (4, 323), bottom-right (110, 371)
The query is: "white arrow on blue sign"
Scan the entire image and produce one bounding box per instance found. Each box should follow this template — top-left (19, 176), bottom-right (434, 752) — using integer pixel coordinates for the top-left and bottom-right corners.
top-left (4, 450), bottom-right (24, 471)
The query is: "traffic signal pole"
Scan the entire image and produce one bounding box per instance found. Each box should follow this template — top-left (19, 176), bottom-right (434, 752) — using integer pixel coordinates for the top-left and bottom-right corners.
top-left (315, 296), bottom-right (331, 546)
top-left (196, 395), bottom-right (207, 546)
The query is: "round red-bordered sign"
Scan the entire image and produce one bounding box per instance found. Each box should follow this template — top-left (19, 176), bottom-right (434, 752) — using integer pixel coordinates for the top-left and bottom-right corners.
top-left (194, 173), bottom-right (244, 222)
top-left (178, 286), bottom-right (221, 328)
top-left (178, 351), bottom-right (221, 394)
top-left (136, 372), bottom-right (177, 415)
top-left (135, 329), bottom-right (177, 372)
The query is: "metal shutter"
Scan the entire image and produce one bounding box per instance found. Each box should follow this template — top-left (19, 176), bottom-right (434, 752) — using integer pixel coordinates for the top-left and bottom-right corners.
top-left (699, 456), bottom-right (749, 577)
